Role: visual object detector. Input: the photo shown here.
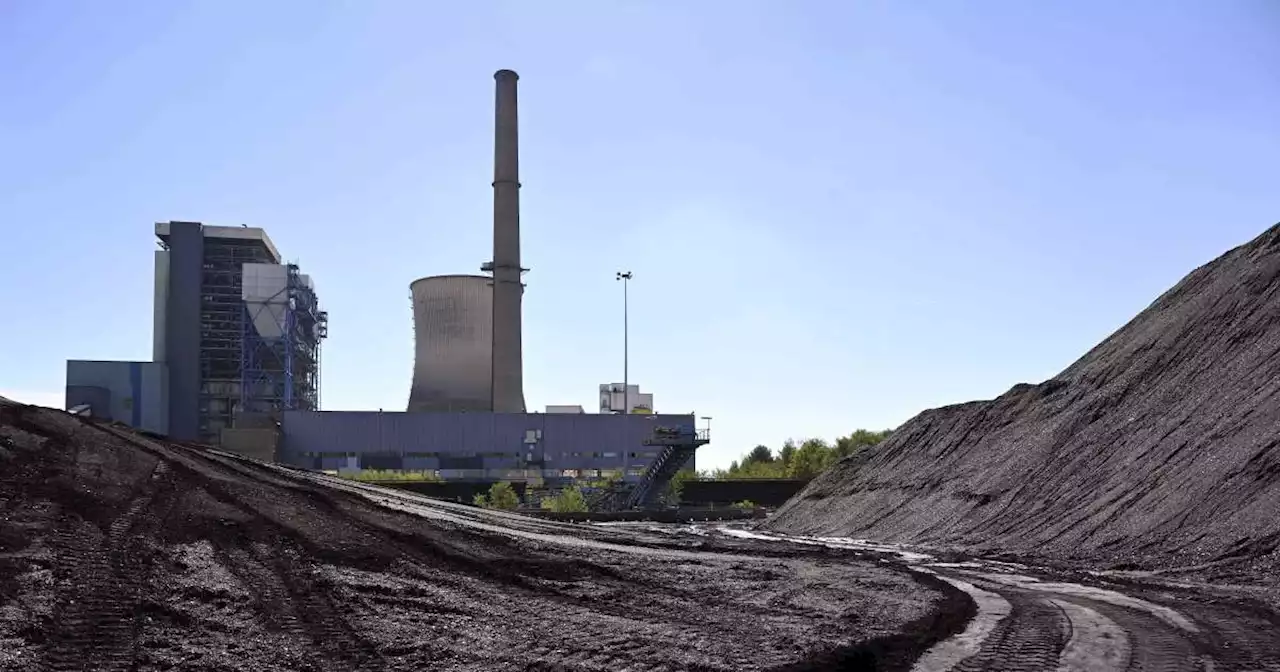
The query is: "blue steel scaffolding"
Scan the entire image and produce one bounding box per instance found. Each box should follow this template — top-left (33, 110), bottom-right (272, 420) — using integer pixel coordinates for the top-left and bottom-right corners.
top-left (239, 264), bottom-right (328, 414)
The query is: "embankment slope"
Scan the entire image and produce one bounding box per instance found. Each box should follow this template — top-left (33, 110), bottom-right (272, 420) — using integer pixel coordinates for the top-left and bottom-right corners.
top-left (0, 400), bottom-right (942, 671)
top-left (767, 223), bottom-right (1280, 577)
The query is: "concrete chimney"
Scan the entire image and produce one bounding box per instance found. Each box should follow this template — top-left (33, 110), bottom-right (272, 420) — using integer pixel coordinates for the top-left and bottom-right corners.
top-left (490, 69), bottom-right (526, 412)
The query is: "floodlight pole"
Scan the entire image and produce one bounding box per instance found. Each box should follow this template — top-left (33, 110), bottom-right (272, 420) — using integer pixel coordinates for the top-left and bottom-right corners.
top-left (617, 271), bottom-right (633, 480)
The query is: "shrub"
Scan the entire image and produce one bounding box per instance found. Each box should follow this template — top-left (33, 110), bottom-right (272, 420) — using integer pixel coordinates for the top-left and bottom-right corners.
top-left (486, 482), bottom-right (520, 510)
top-left (666, 468), bottom-right (694, 505)
top-left (541, 486), bottom-right (588, 513)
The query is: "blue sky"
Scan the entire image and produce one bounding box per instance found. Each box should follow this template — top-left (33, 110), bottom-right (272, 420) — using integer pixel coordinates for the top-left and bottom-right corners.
top-left (1, 1), bottom-right (1276, 468)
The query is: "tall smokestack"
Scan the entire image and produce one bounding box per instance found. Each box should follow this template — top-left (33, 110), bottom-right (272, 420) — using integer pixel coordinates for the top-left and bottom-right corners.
top-left (490, 69), bottom-right (526, 412)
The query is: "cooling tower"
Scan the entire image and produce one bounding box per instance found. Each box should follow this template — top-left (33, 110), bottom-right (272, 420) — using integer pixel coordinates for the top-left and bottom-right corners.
top-left (407, 275), bottom-right (493, 412)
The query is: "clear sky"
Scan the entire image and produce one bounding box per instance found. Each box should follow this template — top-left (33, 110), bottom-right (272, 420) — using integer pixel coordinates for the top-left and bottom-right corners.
top-left (1, 1), bottom-right (1276, 468)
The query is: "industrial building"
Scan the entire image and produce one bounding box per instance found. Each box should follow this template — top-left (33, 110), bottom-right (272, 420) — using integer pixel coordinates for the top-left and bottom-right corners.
top-left (66, 221), bottom-right (326, 445)
top-left (406, 69), bottom-right (527, 415)
top-left (279, 411), bottom-right (698, 483)
top-left (366, 69), bottom-right (706, 494)
top-left (62, 70), bottom-right (706, 502)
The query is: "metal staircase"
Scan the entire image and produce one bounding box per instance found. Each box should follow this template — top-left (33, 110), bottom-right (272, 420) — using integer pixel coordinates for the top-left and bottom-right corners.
top-left (585, 483), bottom-right (633, 512)
top-left (625, 426), bottom-right (709, 509)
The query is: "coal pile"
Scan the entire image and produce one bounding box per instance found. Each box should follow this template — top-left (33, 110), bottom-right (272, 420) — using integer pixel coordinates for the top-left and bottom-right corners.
top-left (767, 223), bottom-right (1280, 582)
top-left (0, 400), bottom-right (946, 671)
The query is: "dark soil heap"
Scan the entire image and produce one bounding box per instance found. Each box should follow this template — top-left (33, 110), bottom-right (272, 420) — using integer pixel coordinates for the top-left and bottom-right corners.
top-left (0, 400), bottom-right (942, 672)
top-left (767, 223), bottom-right (1280, 579)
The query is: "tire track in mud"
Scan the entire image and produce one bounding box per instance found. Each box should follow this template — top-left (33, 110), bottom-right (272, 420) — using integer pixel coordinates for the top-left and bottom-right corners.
top-left (916, 567), bottom-right (1272, 672)
top-left (44, 521), bottom-right (135, 672)
top-left (1083, 600), bottom-right (1206, 671)
top-left (1050, 598), bottom-right (1130, 672)
top-left (746, 520), bottom-right (1279, 672)
top-left (946, 585), bottom-right (1067, 672)
top-left (95, 426), bottom-right (390, 671)
top-left (909, 576), bottom-right (1011, 672)
top-left (43, 457), bottom-right (171, 672)
top-left (953, 570), bottom-right (1214, 671)
top-left (215, 545), bottom-right (386, 672)
top-left (169, 493), bottom-right (388, 669)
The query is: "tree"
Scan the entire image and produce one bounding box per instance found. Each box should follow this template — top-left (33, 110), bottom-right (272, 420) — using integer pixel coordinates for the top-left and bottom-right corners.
top-left (733, 459), bottom-right (786, 479)
top-left (743, 445), bottom-right (774, 465)
top-left (702, 429), bottom-right (894, 482)
top-left (474, 482), bottom-right (519, 510)
top-left (542, 486), bottom-right (588, 513)
top-left (666, 468), bottom-right (694, 505)
top-left (835, 429), bottom-right (892, 458)
top-left (787, 438), bottom-right (835, 479)
top-left (778, 440), bottom-right (798, 468)
top-left (487, 482), bottom-right (520, 510)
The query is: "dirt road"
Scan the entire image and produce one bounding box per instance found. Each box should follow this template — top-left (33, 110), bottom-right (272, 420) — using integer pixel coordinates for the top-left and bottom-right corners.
top-left (717, 529), bottom-right (1280, 671)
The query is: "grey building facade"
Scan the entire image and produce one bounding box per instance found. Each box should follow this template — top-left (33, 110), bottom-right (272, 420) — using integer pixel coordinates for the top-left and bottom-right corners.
top-left (67, 221), bottom-right (322, 445)
top-left (156, 221), bottom-right (288, 442)
top-left (280, 411), bottom-right (699, 482)
top-left (65, 360), bottom-right (168, 435)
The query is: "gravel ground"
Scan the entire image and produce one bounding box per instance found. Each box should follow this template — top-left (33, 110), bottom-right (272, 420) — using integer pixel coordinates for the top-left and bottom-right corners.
top-left (4, 401), bottom-right (1279, 669)
top-left (766, 222), bottom-right (1280, 587)
top-left (0, 401), bottom-right (951, 672)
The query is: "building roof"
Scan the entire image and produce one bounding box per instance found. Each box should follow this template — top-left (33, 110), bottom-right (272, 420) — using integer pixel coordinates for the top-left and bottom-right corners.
top-left (154, 221), bottom-right (282, 264)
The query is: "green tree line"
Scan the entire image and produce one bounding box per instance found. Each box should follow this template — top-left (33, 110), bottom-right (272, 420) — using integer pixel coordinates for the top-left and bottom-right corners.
top-left (699, 429), bottom-right (892, 480)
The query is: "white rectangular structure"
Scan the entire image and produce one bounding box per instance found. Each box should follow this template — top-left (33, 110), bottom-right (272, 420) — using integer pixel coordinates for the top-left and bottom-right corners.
top-left (598, 383), bottom-right (655, 414)
top-left (545, 404), bottom-right (585, 414)
top-left (242, 263), bottom-right (313, 340)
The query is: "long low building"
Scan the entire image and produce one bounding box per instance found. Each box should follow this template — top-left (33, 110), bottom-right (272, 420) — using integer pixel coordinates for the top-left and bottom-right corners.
top-left (279, 410), bottom-right (701, 483)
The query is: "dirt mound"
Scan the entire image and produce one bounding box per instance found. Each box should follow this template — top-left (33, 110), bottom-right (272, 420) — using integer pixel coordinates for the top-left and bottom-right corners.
top-left (766, 223), bottom-right (1280, 579)
top-left (0, 400), bottom-right (945, 671)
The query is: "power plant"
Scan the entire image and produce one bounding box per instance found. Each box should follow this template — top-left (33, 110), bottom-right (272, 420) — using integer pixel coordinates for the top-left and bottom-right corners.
top-left (65, 222), bottom-right (326, 449)
top-left (63, 70), bottom-right (708, 503)
top-left (408, 70), bottom-right (526, 413)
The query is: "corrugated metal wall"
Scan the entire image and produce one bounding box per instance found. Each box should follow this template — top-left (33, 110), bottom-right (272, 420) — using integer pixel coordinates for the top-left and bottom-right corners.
top-left (280, 411), bottom-right (699, 480)
top-left (65, 360), bottom-right (168, 435)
